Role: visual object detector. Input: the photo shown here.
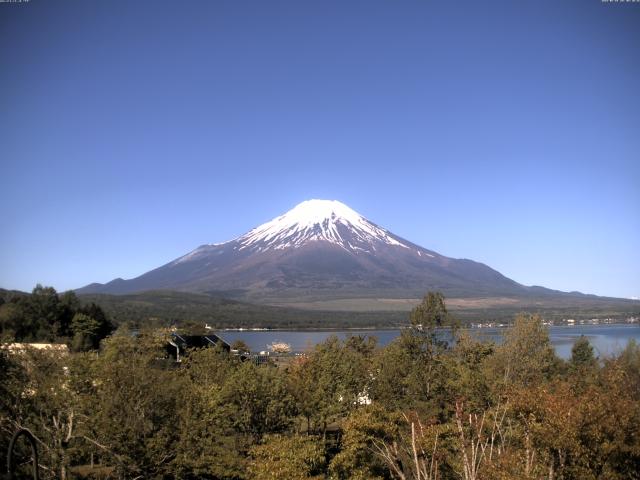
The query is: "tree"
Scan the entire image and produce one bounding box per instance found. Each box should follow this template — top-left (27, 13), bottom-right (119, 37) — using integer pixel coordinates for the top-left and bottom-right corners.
top-left (77, 302), bottom-right (113, 343)
top-left (345, 334), bottom-right (377, 356)
top-left (69, 304), bottom-right (113, 352)
top-left (444, 333), bottom-right (494, 412)
top-left (28, 285), bottom-right (65, 340)
top-left (0, 302), bottom-right (23, 342)
top-left (57, 291), bottom-right (80, 339)
top-left (329, 405), bottom-right (400, 480)
top-left (370, 330), bottom-right (450, 416)
top-left (223, 361), bottom-right (297, 441)
top-left (0, 286), bottom-right (111, 344)
top-left (453, 400), bottom-right (510, 480)
top-left (87, 334), bottom-right (183, 478)
top-left (248, 434), bottom-right (326, 480)
top-left (615, 339), bottom-right (640, 400)
top-left (570, 335), bottom-right (597, 370)
top-left (569, 335), bottom-right (598, 391)
top-left (0, 347), bottom-right (101, 480)
top-left (231, 339), bottom-right (251, 352)
top-left (71, 313), bottom-right (101, 352)
top-left (289, 336), bottom-right (373, 435)
top-left (409, 292), bottom-right (458, 364)
top-left (410, 292), bottom-right (453, 331)
top-left (173, 346), bottom-right (246, 478)
top-left (489, 313), bottom-right (560, 388)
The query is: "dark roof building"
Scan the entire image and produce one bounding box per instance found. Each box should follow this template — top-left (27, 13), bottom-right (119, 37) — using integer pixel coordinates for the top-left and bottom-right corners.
top-left (167, 333), bottom-right (230, 362)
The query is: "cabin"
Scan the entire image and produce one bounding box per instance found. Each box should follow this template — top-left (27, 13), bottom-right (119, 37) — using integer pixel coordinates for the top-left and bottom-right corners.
top-left (167, 333), bottom-right (230, 362)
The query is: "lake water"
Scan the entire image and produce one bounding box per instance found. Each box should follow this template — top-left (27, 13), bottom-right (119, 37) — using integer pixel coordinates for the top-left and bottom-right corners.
top-left (219, 323), bottom-right (640, 360)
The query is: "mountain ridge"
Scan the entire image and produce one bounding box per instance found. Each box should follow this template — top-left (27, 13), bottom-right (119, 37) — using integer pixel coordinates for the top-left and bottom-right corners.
top-left (76, 200), bottom-right (623, 305)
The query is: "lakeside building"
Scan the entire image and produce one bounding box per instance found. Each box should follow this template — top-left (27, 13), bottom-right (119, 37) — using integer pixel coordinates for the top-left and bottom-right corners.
top-left (167, 333), bottom-right (230, 362)
top-left (165, 331), bottom-right (302, 367)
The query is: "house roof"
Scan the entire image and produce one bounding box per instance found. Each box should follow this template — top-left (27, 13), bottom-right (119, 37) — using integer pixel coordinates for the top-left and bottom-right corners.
top-left (169, 333), bottom-right (230, 350)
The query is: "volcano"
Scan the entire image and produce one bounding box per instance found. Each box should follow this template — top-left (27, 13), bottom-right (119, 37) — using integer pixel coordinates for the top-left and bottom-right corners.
top-left (78, 200), bottom-right (578, 303)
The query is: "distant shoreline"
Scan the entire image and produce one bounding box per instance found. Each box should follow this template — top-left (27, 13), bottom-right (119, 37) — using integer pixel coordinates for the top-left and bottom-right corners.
top-left (219, 321), bottom-right (638, 333)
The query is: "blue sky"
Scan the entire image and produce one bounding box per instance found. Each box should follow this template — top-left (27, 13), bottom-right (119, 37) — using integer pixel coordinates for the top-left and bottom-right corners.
top-left (1, 0), bottom-right (638, 298)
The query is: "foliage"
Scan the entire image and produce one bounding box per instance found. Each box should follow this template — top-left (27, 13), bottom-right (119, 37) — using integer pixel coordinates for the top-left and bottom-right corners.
top-left (231, 339), bottom-right (251, 352)
top-left (0, 285), bottom-right (113, 349)
top-left (1, 291), bottom-right (639, 479)
top-left (410, 292), bottom-right (453, 330)
top-left (173, 347), bottom-right (246, 478)
top-left (0, 348), bottom-right (98, 479)
top-left (570, 335), bottom-right (597, 370)
top-left (223, 361), bottom-right (297, 441)
top-left (248, 434), bottom-right (326, 480)
top-left (329, 405), bottom-right (401, 479)
top-left (370, 329), bottom-right (450, 416)
top-left (289, 335), bottom-right (374, 435)
top-left (488, 313), bottom-right (561, 388)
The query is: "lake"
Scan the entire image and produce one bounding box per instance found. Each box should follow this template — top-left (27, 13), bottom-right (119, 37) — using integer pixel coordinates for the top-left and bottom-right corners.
top-left (219, 323), bottom-right (640, 360)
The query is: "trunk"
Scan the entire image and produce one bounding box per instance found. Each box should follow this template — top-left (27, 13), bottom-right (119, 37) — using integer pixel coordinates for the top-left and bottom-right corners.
top-left (411, 422), bottom-right (421, 480)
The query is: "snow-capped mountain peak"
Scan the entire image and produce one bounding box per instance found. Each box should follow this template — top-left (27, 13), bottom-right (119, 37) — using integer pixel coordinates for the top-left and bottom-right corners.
top-left (236, 199), bottom-right (410, 252)
top-left (78, 199), bottom-right (542, 301)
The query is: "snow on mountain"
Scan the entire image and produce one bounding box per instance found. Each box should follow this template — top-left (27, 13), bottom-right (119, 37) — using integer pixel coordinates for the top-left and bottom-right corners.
top-left (172, 199), bottom-right (418, 265)
top-left (235, 199), bottom-right (411, 253)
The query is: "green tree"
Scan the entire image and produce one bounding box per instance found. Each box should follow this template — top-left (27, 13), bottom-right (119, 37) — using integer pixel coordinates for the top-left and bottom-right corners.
top-left (27, 284), bottom-right (64, 340)
top-left (569, 335), bottom-right (598, 390)
top-left (57, 291), bottom-right (80, 339)
top-left (248, 434), bottom-right (326, 480)
top-left (289, 336), bottom-right (372, 435)
top-left (489, 313), bottom-right (560, 388)
top-left (0, 286), bottom-right (103, 343)
top-left (77, 302), bottom-right (113, 342)
top-left (71, 313), bottom-right (101, 352)
top-left (223, 361), bottom-right (297, 441)
top-left (570, 335), bottom-right (597, 369)
top-left (410, 292), bottom-right (453, 330)
top-left (443, 332), bottom-right (494, 411)
top-left (0, 350), bottom-right (29, 473)
top-left (370, 330), bottom-right (450, 416)
top-left (0, 302), bottom-right (23, 342)
top-left (70, 304), bottom-right (113, 351)
top-left (615, 339), bottom-right (640, 400)
top-left (344, 334), bottom-right (377, 356)
top-left (173, 347), bottom-right (246, 478)
top-left (0, 347), bottom-right (102, 480)
top-left (88, 333), bottom-right (183, 478)
top-left (329, 405), bottom-right (399, 480)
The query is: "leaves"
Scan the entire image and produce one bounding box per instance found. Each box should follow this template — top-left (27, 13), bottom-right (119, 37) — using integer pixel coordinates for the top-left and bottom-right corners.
top-left (248, 434), bottom-right (326, 480)
top-left (2, 298), bottom-right (639, 479)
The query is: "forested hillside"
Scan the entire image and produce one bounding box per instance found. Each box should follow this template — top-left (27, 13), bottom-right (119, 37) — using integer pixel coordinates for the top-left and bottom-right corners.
top-left (0, 285), bottom-right (113, 351)
top-left (2, 296), bottom-right (639, 479)
top-left (78, 290), bottom-right (408, 329)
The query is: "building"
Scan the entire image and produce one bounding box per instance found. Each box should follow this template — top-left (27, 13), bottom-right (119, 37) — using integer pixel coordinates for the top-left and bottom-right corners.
top-left (167, 333), bottom-right (230, 362)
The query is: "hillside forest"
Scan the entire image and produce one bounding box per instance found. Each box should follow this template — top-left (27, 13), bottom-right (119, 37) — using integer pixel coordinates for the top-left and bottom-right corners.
top-left (1, 289), bottom-right (639, 479)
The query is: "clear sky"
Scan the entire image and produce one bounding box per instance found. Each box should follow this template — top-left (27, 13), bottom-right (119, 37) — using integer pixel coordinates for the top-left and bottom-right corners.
top-left (1, 0), bottom-right (638, 299)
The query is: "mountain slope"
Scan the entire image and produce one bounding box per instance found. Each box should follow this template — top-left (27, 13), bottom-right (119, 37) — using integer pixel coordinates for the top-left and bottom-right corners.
top-left (77, 200), bottom-right (584, 302)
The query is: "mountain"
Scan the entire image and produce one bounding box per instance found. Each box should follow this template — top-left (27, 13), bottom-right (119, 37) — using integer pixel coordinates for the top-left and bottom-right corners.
top-left (76, 200), bottom-right (604, 305)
